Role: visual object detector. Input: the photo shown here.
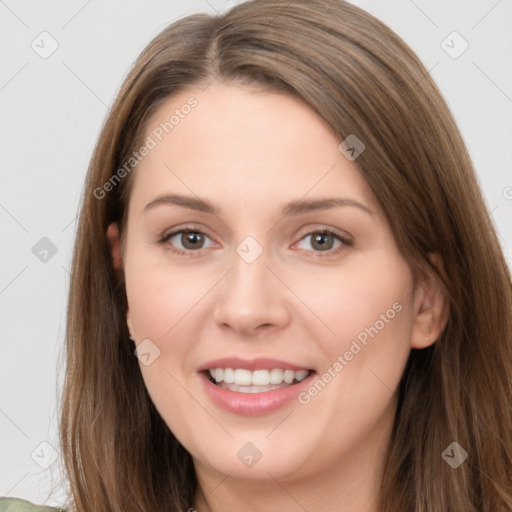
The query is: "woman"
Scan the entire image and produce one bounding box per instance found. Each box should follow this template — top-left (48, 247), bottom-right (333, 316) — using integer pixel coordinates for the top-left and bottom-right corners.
top-left (2, 0), bottom-right (511, 510)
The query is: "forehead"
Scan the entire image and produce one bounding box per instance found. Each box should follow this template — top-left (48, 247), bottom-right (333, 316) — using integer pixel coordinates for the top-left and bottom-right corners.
top-left (128, 83), bottom-right (377, 214)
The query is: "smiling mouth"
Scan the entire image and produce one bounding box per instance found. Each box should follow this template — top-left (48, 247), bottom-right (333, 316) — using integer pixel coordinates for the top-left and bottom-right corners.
top-left (206, 368), bottom-right (313, 393)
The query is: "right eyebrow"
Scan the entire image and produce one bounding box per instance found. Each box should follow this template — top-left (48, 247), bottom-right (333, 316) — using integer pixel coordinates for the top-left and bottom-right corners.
top-left (143, 194), bottom-right (217, 214)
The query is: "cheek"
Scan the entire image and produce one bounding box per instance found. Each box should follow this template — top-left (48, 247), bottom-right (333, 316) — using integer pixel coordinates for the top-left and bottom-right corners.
top-left (329, 267), bottom-right (413, 420)
top-left (287, 255), bottom-right (414, 443)
top-left (123, 256), bottom-right (213, 435)
top-left (285, 251), bottom-right (416, 419)
top-left (289, 253), bottom-right (414, 355)
top-left (124, 249), bottom-right (209, 341)
top-left (124, 248), bottom-right (218, 403)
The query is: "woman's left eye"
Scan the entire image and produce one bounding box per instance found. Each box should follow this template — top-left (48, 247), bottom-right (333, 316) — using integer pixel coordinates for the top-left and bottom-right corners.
top-left (163, 230), bottom-right (215, 252)
top-left (294, 230), bottom-right (350, 253)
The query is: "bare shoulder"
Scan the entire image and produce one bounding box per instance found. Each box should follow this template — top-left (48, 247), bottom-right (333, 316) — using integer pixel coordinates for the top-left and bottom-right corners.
top-left (0, 498), bottom-right (64, 512)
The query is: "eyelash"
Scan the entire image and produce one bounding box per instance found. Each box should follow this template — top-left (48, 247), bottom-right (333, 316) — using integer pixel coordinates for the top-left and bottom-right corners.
top-left (158, 225), bottom-right (353, 258)
top-left (294, 229), bottom-right (353, 257)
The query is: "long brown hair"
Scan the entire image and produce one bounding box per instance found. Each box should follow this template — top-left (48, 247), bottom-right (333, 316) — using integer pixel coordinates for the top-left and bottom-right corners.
top-left (59, 1), bottom-right (512, 510)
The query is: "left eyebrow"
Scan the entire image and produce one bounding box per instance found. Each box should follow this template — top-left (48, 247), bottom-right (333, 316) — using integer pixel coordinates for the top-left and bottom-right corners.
top-left (281, 198), bottom-right (374, 217)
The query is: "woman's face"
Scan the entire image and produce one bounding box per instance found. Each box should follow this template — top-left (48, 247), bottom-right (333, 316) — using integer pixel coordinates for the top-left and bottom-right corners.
top-left (113, 83), bottom-right (430, 485)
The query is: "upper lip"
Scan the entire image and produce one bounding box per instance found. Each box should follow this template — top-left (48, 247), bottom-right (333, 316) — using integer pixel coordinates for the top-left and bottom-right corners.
top-left (197, 357), bottom-right (313, 372)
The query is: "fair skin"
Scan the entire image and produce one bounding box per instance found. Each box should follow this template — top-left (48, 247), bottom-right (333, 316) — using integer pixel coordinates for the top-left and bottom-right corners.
top-left (107, 83), bottom-right (448, 512)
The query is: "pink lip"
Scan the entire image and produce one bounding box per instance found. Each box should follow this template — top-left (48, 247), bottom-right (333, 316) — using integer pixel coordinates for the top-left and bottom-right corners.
top-left (197, 357), bottom-right (312, 372)
top-left (197, 360), bottom-right (316, 416)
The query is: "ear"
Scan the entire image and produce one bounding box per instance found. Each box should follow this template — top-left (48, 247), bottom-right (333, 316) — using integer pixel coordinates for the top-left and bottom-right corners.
top-left (126, 309), bottom-right (136, 342)
top-left (106, 222), bottom-right (136, 341)
top-left (410, 253), bottom-right (450, 349)
top-left (106, 222), bottom-right (123, 271)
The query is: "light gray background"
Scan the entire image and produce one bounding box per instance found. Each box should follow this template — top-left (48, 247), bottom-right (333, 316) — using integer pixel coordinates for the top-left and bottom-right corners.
top-left (1, 0), bottom-right (511, 507)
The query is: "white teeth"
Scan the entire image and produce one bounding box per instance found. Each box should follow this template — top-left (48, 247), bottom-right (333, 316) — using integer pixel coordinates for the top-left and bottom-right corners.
top-left (295, 370), bottom-right (309, 382)
top-left (207, 368), bottom-right (311, 387)
top-left (234, 369), bottom-right (252, 385)
top-left (251, 369), bottom-right (269, 386)
top-left (269, 369), bottom-right (284, 384)
top-left (283, 370), bottom-right (295, 384)
top-left (223, 368), bottom-right (235, 384)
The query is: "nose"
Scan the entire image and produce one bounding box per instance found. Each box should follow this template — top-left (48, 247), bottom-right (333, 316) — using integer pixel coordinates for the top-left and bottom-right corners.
top-left (212, 250), bottom-right (291, 337)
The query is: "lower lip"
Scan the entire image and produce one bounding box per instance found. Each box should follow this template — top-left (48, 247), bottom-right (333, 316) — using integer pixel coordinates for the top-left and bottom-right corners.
top-left (199, 371), bottom-right (316, 416)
